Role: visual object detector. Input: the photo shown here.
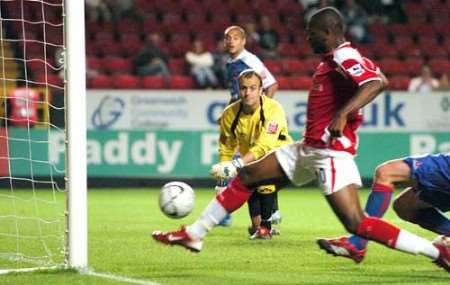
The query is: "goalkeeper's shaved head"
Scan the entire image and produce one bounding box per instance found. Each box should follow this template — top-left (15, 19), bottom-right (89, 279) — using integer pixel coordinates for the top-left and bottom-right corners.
top-left (309, 7), bottom-right (345, 36)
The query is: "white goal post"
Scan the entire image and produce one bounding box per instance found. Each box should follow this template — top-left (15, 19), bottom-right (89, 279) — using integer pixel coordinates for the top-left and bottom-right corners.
top-left (66, 0), bottom-right (87, 270)
top-left (0, 0), bottom-right (87, 273)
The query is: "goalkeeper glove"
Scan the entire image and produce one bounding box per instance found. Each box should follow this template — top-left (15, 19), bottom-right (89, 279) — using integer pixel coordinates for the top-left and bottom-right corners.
top-left (209, 158), bottom-right (244, 180)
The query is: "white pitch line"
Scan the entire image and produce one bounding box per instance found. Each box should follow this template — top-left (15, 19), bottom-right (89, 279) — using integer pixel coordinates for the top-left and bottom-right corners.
top-left (84, 269), bottom-right (163, 285)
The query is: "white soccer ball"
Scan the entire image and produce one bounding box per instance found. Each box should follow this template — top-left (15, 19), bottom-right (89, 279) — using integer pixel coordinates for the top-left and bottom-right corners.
top-left (159, 181), bottom-right (195, 219)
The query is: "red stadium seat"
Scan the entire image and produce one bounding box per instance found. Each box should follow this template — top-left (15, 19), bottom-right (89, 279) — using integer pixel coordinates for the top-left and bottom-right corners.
top-left (421, 45), bottom-right (448, 58)
top-left (279, 43), bottom-right (301, 58)
top-left (168, 58), bottom-right (187, 75)
top-left (112, 74), bottom-right (141, 89)
top-left (403, 58), bottom-right (424, 74)
top-left (87, 56), bottom-right (102, 71)
top-left (388, 76), bottom-right (410, 90)
top-left (379, 58), bottom-right (405, 76)
top-left (390, 24), bottom-right (410, 36)
top-left (95, 40), bottom-right (122, 57)
top-left (89, 74), bottom-right (112, 89)
top-left (428, 59), bottom-right (450, 75)
top-left (264, 60), bottom-right (283, 75)
top-left (117, 19), bottom-right (142, 34)
top-left (102, 57), bottom-right (133, 74)
top-left (283, 59), bottom-right (309, 75)
top-left (275, 76), bottom-right (290, 90)
top-left (169, 75), bottom-right (195, 89)
top-left (142, 76), bottom-right (166, 89)
top-left (289, 76), bottom-right (312, 90)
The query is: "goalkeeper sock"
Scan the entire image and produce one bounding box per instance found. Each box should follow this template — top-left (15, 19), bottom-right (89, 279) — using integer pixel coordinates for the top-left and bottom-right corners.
top-left (356, 216), bottom-right (439, 259)
top-left (411, 208), bottom-right (450, 235)
top-left (349, 183), bottom-right (393, 250)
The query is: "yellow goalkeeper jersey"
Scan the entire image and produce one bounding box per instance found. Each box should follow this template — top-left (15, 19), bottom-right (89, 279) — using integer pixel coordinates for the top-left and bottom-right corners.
top-left (218, 95), bottom-right (293, 162)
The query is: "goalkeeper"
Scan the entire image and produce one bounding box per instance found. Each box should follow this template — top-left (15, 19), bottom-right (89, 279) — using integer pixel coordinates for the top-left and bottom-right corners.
top-left (211, 69), bottom-right (292, 239)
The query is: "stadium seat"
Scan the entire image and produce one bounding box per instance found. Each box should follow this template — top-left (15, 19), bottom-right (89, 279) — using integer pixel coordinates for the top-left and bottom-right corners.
top-left (112, 74), bottom-right (141, 89)
top-left (428, 59), bottom-right (450, 75)
top-left (404, 58), bottom-right (424, 74)
top-left (289, 76), bottom-right (312, 90)
top-left (89, 74), bottom-right (112, 89)
top-left (168, 58), bottom-right (187, 75)
top-left (388, 76), bottom-right (410, 90)
top-left (95, 40), bottom-right (122, 57)
top-left (379, 58), bottom-right (405, 76)
top-left (117, 19), bottom-right (142, 34)
top-left (283, 59), bottom-right (309, 75)
top-left (279, 43), bottom-right (301, 58)
top-left (102, 57), bottom-right (133, 74)
top-left (275, 76), bottom-right (290, 90)
top-left (169, 75), bottom-right (195, 89)
top-left (264, 60), bottom-right (283, 76)
top-left (87, 56), bottom-right (102, 71)
top-left (142, 76), bottom-right (166, 89)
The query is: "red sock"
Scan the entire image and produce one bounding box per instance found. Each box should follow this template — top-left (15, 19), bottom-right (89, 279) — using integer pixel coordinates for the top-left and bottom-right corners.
top-left (216, 176), bottom-right (252, 212)
top-left (356, 217), bottom-right (400, 248)
top-left (372, 182), bottom-right (394, 193)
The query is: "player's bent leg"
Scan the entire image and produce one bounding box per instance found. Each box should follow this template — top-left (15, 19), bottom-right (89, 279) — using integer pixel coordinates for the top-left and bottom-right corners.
top-left (152, 153), bottom-right (289, 252)
top-left (393, 187), bottom-right (430, 222)
top-left (347, 160), bottom-right (410, 250)
top-left (324, 184), bottom-right (365, 234)
top-left (152, 226), bottom-right (204, 252)
top-left (318, 185), bottom-right (368, 262)
top-left (394, 188), bottom-right (450, 235)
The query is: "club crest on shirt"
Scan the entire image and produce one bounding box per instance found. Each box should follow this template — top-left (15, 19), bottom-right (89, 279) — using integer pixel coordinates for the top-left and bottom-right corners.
top-left (413, 160), bottom-right (423, 169)
top-left (347, 63), bottom-right (364, 76)
top-left (267, 122), bottom-right (279, 134)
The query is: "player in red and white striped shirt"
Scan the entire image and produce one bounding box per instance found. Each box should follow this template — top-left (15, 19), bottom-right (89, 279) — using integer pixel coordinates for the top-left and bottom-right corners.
top-left (152, 7), bottom-right (450, 272)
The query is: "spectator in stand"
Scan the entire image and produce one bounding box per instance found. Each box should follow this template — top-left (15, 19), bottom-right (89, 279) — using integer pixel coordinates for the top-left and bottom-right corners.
top-left (438, 73), bottom-right (450, 91)
top-left (340, 0), bottom-right (371, 43)
top-left (185, 39), bottom-right (218, 89)
top-left (258, 16), bottom-right (280, 59)
top-left (212, 40), bottom-right (228, 89)
top-left (408, 65), bottom-right (440, 93)
top-left (85, 0), bottom-right (112, 23)
top-left (244, 21), bottom-right (260, 53)
top-left (133, 33), bottom-right (170, 78)
top-left (105, 0), bottom-right (143, 22)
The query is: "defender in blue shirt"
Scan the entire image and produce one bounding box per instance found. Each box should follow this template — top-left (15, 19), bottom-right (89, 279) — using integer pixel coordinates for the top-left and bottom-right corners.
top-left (224, 26), bottom-right (278, 103)
top-left (318, 153), bottom-right (450, 263)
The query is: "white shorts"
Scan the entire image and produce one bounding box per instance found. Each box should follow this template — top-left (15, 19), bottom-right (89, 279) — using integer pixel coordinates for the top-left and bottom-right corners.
top-left (275, 142), bottom-right (362, 195)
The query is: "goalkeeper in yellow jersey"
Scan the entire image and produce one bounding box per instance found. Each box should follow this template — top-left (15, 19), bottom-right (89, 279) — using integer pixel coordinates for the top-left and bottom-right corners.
top-left (211, 69), bottom-right (293, 239)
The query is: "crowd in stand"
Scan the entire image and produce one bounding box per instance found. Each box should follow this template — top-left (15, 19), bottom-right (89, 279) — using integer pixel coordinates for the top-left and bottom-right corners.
top-left (5, 0), bottom-right (450, 90)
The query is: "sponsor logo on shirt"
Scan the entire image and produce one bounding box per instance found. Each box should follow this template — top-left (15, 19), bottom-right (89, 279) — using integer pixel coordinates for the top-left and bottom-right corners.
top-left (267, 122), bottom-right (279, 134)
top-left (347, 63), bottom-right (364, 76)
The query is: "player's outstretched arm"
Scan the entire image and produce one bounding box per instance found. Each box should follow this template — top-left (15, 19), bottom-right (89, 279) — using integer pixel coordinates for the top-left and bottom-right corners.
top-left (328, 79), bottom-right (384, 137)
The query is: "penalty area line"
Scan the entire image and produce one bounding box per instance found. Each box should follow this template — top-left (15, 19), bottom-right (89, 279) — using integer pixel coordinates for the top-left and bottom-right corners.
top-left (84, 269), bottom-right (162, 285)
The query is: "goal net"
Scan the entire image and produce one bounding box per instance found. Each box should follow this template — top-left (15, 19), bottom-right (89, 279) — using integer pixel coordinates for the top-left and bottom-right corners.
top-left (0, 0), bottom-right (87, 273)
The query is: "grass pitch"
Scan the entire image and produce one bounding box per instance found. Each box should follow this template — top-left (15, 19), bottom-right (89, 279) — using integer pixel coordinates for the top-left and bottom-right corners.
top-left (0, 188), bottom-right (449, 284)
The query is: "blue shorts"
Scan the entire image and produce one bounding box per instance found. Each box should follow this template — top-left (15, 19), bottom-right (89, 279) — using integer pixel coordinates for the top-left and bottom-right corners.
top-left (404, 153), bottom-right (450, 212)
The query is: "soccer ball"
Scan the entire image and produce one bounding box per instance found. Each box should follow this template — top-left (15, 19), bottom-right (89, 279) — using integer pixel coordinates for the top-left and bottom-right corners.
top-left (159, 181), bottom-right (195, 219)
